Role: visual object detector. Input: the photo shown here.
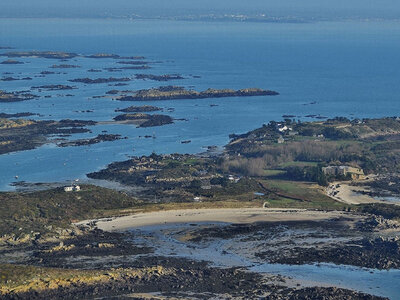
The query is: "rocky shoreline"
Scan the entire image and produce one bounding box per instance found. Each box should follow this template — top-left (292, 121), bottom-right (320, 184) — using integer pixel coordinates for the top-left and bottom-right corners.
top-left (0, 119), bottom-right (96, 154)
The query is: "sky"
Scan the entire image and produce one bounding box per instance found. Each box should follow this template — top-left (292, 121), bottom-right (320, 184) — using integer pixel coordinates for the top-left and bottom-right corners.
top-left (0, 0), bottom-right (400, 20)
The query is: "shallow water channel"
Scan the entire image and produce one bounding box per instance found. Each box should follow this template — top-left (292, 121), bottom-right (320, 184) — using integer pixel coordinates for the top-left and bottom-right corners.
top-left (129, 222), bottom-right (400, 299)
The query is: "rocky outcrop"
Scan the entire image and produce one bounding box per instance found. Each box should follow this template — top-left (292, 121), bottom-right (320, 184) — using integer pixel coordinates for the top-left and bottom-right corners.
top-left (115, 105), bottom-right (162, 113)
top-left (0, 59), bottom-right (23, 64)
top-left (1, 51), bottom-right (78, 59)
top-left (58, 134), bottom-right (125, 147)
top-left (0, 90), bottom-right (37, 102)
top-left (134, 74), bottom-right (184, 81)
top-left (85, 53), bottom-right (120, 59)
top-left (115, 86), bottom-right (279, 101)
top-left (69, 77), bottom-right (131, 84)
top-left (113, 113), bottom-right (173, 128)
top-left (0, 113), bottom-right (37, 118)
top-left (31, 85), bottom-right (76, 91)
top-left (49, 64), bottom-right (80, 69)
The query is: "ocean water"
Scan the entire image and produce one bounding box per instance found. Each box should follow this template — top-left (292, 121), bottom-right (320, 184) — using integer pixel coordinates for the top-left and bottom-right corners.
top-left (0, 18), bottom-right (400, 189)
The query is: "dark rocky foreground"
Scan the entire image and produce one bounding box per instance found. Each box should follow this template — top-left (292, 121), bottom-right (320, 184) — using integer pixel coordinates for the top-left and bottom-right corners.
top-left (115, 86), bottom-right (279, 101)
top-left (187, 218), bottom-right (400, 270)
top-left (0, 227), bottom-right (387, 300)
top-left (1, 274), bottom-right (385, 300)
top-left (259, 236), bottom-right (400, 269)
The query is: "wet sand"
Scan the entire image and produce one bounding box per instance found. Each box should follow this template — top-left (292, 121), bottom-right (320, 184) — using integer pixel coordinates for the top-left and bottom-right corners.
top-left (79, 208), bottom-right (355, 232)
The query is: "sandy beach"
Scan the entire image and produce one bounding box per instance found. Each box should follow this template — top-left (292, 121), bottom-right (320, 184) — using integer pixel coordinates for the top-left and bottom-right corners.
top-left (326, 182), bottom-right (380, 205)
top-left (78, 208), bottom-right (354, 232)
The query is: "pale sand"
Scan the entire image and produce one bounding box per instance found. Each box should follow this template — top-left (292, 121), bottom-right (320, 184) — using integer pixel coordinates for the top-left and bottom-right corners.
top-left (78, 208), bottom-right (353, 232)
top-left (326, 182), bottom-right (380, 205)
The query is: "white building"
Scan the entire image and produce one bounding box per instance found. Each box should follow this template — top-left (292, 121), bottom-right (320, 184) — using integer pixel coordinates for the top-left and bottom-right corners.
top-left (64, 185), bottom-right (81, 192)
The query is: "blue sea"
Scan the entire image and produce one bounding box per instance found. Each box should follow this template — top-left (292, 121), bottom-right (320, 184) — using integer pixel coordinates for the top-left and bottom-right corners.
top-left (0, 18), bottom-right (400, 190)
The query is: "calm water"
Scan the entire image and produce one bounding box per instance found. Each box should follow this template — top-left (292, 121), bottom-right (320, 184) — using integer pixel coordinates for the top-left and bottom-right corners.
top-left (0, 18), bottom-right (400, 189)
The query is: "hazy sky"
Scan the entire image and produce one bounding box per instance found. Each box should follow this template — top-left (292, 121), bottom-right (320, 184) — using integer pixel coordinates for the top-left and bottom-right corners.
top-left (1, 0), bottom-right (400, 19)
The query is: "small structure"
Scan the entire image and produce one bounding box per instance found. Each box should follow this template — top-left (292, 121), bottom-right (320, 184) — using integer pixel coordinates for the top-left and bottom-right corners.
top-left (322, 166), bottom-right (365, 180)
top-left (277, 136), bottom-right (285, 144)
top-left (64, 184), bottom-right (81, 192)
top-left (228, 175), bottom-right (240, 183)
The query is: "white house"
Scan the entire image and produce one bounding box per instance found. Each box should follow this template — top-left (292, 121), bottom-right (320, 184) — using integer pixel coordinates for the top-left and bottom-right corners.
top-left (64, 185), bottom-right (81, 192)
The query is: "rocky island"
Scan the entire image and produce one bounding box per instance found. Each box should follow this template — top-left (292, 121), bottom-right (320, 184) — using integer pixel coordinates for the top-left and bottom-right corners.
top-left (50, 64), bottom-right (81, 69)
top-left (134, 74), bottom-right (185, 81)
top-left (58, 134), bottom-right (125, 147)
top-left (0, 112), bottom-right (37, 118)
top-left (31, 85), bottom-right (76, 91)
top-left (0, 51), bottom-right (78, 59)
top-left (69, 77), bottom-right (131, 84)
top-left (113, 113), bottom-right (174, 127)
top-left (116, 60), bottom-right (150, 65)
top-left (114, 86), bottom-right (279, 101)
top-left (115, 105), bottom-right (162, 113)
top-left (104, 66), bottom-right (150, 72)
top-left (85, 53), bottom-right (121, 59)
top-left (0, 90), bottom-right (38, 103)
top-left (0, 59), bottom-right (24, 65)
